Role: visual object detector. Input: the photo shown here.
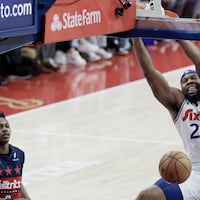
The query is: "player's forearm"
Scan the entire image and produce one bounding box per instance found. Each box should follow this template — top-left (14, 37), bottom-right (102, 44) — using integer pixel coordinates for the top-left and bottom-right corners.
top-left (132, 38), bottom-right (157, 78)
top-left (178, 40), bottom-right (200, 69)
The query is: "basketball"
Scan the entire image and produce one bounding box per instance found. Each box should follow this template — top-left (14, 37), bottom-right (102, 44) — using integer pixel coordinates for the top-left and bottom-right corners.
top-left (159, 150), bottom-right (192, 184)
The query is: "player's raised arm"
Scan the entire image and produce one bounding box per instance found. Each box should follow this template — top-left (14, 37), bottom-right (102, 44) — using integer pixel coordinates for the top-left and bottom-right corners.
top-left (178, 40), bottom-right (200, 76)
top-left (132, 38), bottom-right (182, 114)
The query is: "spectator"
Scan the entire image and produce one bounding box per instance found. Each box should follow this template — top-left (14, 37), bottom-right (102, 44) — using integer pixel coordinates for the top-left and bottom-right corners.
top-left (55, 40), bottom-right (87, 67)
top-left (1, 48), bottom-right (34, 83)
top-left (76, 37), bottom-right (113, 62)
top-left (106, 37), bottom-right (132, 55)
top-left (35, 43), bottom-right (58, 72)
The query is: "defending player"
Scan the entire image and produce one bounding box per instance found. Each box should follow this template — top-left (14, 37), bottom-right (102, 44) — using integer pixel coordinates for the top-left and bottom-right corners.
top-left (132, 38), bottom-right (200, 200)
top-left (0, 111), bottom-right (31, 200)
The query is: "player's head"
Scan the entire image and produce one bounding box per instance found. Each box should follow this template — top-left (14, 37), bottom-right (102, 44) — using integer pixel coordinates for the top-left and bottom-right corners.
top-left (0, 111), bottom-right (11, 145)
top-left (180, 69), bottom-right (200, 103)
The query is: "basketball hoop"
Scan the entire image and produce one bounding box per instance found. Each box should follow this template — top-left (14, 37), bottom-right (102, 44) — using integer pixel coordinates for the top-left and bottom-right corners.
top-left (111, 0), bottom-right (200, 40)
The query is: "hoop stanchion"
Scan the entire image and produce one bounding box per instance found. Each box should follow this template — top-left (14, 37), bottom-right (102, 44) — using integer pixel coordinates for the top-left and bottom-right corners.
top-left (43, 0), bottom-right (136, 43)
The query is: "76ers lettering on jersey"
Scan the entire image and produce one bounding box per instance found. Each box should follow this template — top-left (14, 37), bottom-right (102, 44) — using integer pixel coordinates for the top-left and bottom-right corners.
top-left (0, 145), bottom-right (24, 199)
top-left (174, 99), bottom-right (200, 164)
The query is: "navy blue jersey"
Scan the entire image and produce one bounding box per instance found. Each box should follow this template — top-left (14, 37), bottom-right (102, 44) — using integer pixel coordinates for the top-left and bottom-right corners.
top-left (0, 144), bottom-right (25, 199)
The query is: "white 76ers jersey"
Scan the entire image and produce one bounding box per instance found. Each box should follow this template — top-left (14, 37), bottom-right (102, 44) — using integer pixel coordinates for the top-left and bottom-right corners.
top-left (174, 99), bottom-right (200, 165)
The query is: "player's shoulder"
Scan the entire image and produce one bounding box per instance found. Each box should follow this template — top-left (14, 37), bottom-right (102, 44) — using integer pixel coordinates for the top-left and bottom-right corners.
top-left (9, 144), bottom-right (25, 154)
top-left (9, 144), bottom-right (25, 164)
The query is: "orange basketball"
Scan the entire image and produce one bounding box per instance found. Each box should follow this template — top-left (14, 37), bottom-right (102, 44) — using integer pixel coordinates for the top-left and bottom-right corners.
top-left (159, 150), bottom-right (191, 184)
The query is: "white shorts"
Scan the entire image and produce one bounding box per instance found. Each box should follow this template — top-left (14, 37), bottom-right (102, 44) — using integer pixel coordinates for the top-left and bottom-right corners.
top-left (179, 165), bottom-right (200, 200)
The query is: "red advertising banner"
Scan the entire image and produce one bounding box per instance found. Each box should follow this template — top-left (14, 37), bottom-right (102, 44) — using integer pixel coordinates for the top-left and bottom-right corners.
top-left (44, 0), bottom-right (136, 43)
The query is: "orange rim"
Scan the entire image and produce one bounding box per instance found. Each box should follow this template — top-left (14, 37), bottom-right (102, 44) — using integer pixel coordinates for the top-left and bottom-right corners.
top-left (164, 10), bottom-right (179, 18)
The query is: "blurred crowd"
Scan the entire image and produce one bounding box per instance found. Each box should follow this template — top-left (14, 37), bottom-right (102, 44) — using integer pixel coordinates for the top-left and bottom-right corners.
top-left (0, 36), bottom-right (133, 86)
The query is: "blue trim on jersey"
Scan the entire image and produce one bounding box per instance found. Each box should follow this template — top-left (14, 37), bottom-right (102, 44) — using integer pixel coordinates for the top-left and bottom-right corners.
top-left (154, 178), bottom-right (183, 200)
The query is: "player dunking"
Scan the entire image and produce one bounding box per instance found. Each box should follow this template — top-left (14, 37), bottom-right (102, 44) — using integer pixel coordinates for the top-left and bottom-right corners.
top-left (132, 38), bottom-right (200, 200)
top-left (0, 111), bottom-right (31, 200)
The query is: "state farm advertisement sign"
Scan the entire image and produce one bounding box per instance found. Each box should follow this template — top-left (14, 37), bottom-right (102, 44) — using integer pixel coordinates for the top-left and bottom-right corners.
top-left (44, 0), bottom-right (136, 43)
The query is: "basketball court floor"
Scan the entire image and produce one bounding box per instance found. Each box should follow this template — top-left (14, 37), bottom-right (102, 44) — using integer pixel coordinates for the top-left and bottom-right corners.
top-left (0, 40), bottom-right (199, 199)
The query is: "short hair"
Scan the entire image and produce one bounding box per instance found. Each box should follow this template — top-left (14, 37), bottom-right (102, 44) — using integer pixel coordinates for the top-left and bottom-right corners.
top-left (0, 111), bottom-right (5, 118)
top-left (180, 69), bottom-right (198, 82)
